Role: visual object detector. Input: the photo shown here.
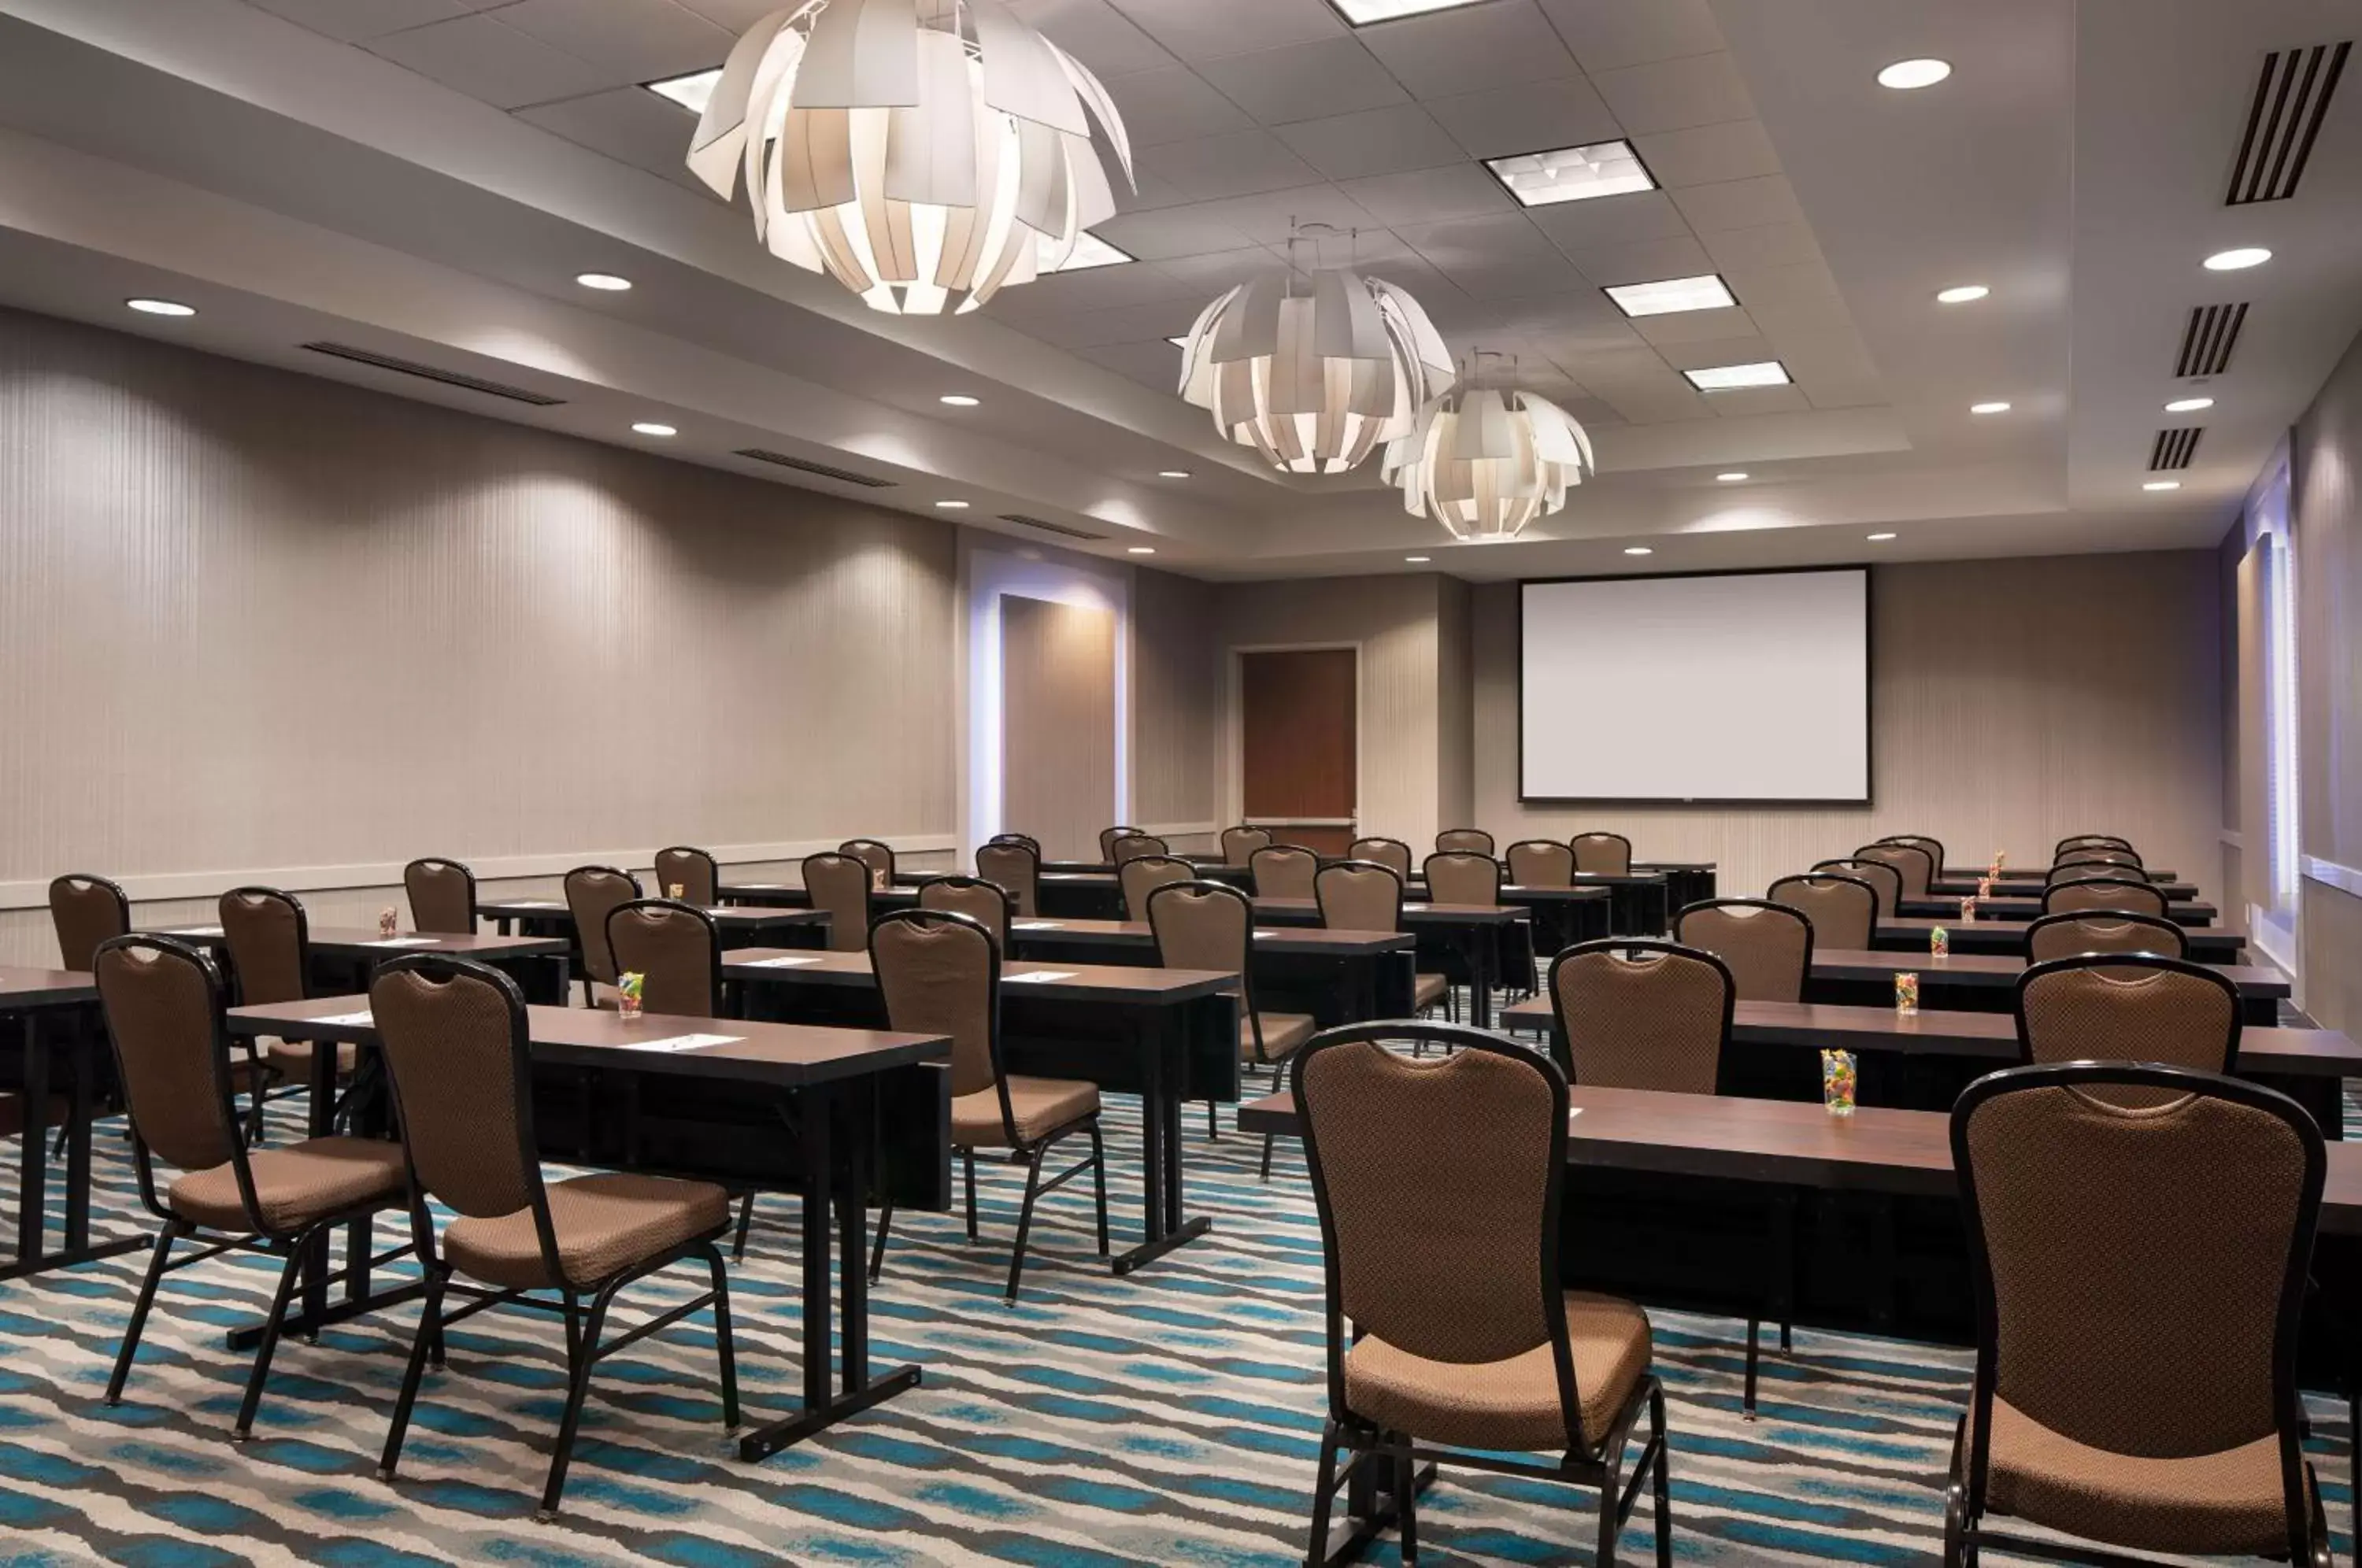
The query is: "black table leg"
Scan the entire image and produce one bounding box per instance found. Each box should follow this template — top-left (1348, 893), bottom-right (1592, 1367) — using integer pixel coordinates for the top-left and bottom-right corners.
top-left (1113, 1010), bottom-right (1211, 1274)
top-left (0, 1007), bottom-right (149, 1285)
top-left (17, 1013), bottom-right (47, 1263)
top-left (64, 1006), bottom-right (92, 1249)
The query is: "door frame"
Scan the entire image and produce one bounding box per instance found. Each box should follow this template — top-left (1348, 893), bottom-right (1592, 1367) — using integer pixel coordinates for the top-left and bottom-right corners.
top-left (1224, 641), bottom-right (1364, 841)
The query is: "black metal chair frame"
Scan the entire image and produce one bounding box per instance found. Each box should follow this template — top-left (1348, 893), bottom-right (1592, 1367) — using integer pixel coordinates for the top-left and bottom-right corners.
top-left (1145, 879), bottom-right (1273, 1159)
top-left (1854, 841), bottom-right (1934, 901)
top-left (1252, 843), bottom-right (1323, 900)
top-left (987, 832), bottom-right (1042, 854)
top-left (402, 857), bottom-right (479, 933)
top-left (920, 874), bottom-right (1018, 939)
top-left (1812, 858), bottom-right (1901, 919)
top-left (975, 840), bottom-right (1042, 917)
top-left (1118, 854), bottom-right (1196, 919)
top-left (1943, 1062), bottom-right (2330, 1568)
top-left (1570, 831), bottom-right (1635, 876)
top-left (562, 864), bottom-right (642, 1004)
top-left (1672, 897), bottom-right (1816, 1003)
top-left (1221, 824), bottom-right (1275, 863)
top-left (801, 852), bottom-right (871, 952)
top-left (1346, 837), bottom-right (1416, 880)
top-left (2012, 951), bottom-right (2242, 1073)
top-left (1100, 826), bottom-right (1146, 860)
top-left (1879, 835), bottom-right (1948, 878)
top-left (220, 884), bottom-right (364, 1141)
top-left (1505, 839), bottom-right (1578, 887)
top-left (2021, 910), bottom-right (2188, 963)
top-left (368, 954), bottom-right (738, 1522)
top-left (48, 872), bottom-right (133, 1156)
top-left (1435, 827), bottom-right (1497, 856)
top-left (1767, 872), bottom-right (1883, 943)
top-left (840, 838), bottom-right (898, 887)
top-left (2049, 854), bottom-right (2149, 882)
top-left (2039, 877), bottom-right (2170, 920)
top-left (652, 845), bottom-right (720, 905)
top-left (1316, 860), bottom-right (1442, 1030)
top-left (2053, 834), bottom-right (2135, 858)
top-left (1292, 1021), bottom-right (1672, 1568)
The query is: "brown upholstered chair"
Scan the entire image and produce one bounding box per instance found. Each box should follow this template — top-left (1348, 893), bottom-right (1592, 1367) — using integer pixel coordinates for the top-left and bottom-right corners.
top-left (402, 858), bottom-right (476, 935)
top-left (802, 852), bottom-right (872, 953)
top-left (563, 866), bottom-right (642, 1002)
top-left (1814, 856), bottom-right (1901, 917)
top-left (1293, 1023), bottom-right (1672, 1565)
top-left (2053, 834), bottom-right (2134, 859)
top-left (1506, 840), bottom-right (1575, 888)
top-left (920, 875), bottom-right (1013, 948)
top-left (1672, 899), bottom-right (1812, 1004)
top-left (1149, 879), bottom-right (1313, 1159)
top-left (1435, 827), bottom-right (1495, 856)
top-left (1571, 831), bottom-right (1633, 877)
top-left (2042, 878), bottom-right (2169, 920)
top-left (653, 846), bottom-right (719, 906)
top-left (368, 956), bottom-right (737, 1521)
top-left (50, 872), bottom-right (129, 971)
top-left (1855, 841), bottom-right (1933, 902)
top-left (1347, 837), bottom-right (1413, 878)
top-left (1766, 873), bottom-right (1879, 951)
top-left (1119, 854), bottom-right (1194, 919)
top-left (2014, 953), bottom-right (2240, 1077)
top-left (840, 838), bottom-right (897, 890)
top-left (1945, 1063), bottom-right (2330, 1567)
top-left (2023, 911), bottom-right (2188, 963)
top-left (1111, 833), bottom-right (1172, 866)
top-left (606, 899), bottom-right (723, 1019)
top-left (220, 886), bottom-right (351, 1105)
top-left (1883, 835), bottom-right (1947, 878)
top-left (1099, 826), bottom-right (1144, 860)
top-left (1251, 844), bottom-right (1320, 901)
top-left (2049, 859), bottom-right (2146, 887)
top-left (989, 831), bottom-right (1041, 853)
top-left (1423, 851), bottom-right (1501, 907)
top-left (2054, 846), bottom-right (2144, 874)
top-left (865, 910), bottom-right (1108, 1300)
top-left (93, 935), bottom-right (409, 1439)
top-left (976, 840), bottom-right (1041, 917)
top-left (1220, 824), bottom-right (1274, 864)
top-left (1318, 861), bottom-right (1449, 1019)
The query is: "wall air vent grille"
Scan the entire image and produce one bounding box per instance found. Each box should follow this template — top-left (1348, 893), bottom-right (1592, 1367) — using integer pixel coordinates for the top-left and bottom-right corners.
top-left (731, 449), bottom-right (896, 487)
top-left (2227, 42), bottom-right (2349, 204)
top-left (299, 342), bottom-right (565, 405)
top-left (2149, 427), bottom-right (2204, 471)
top-left (2175, 303), bottom-right (2247, 378)
top-left (998, 514), bottom-right (1105, 541)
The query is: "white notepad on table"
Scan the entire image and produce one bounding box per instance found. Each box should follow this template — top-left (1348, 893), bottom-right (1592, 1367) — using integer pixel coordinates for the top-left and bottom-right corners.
top-left (742, 955), bottom-right (821, 968)
top-left (313, 1011), bottom-right (374, 1027)
top-left (1012, 921), bottom-right (1064, 931)
top-left (362, 937), bottom-right (439, 949)
top-left (621, 1033), bottom-right (741, 1053)
top-left (1007, 971), bottom-right (1075, 984)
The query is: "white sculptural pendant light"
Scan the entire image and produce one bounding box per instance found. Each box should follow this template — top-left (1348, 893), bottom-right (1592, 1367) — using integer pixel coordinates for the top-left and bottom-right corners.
top-left (1382, 355), bottom-right (1596, 541)
top-left (1175, 229), bottom-right (1454, 475)
top-left (686, 0), bottom-right (1135, 316)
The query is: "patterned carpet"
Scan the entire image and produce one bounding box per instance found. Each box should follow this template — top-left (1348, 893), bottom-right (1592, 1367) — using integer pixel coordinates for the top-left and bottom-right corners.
top-left (0, 1093), bottom-right (2351, 1567)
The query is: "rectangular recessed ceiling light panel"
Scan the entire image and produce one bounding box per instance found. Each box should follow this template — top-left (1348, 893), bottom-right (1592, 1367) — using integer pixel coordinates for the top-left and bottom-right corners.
top-left (646, 68), bottom-right (722, 114)
top-left (1683, 361), bottom-right (1792, 391)
top-left (1486, 140), bottom-right (1655, 206)
top-left (1604, 274), bottom-right (1736, 317)
top-left (1328, 0), bottom-right (1493, 21)
top-left (1043, 232), bottom-right (1135, 272)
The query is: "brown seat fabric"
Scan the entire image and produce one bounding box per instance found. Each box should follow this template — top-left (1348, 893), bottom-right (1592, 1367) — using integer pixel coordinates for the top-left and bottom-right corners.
top-left (563, 867), bottom-right (639, 985)
top-left (1346, 1291), bottom-right (1651, 1454)
top-left (1425, 852), bottom-right (1500, 906)
top-left (1816, 857), bottom-right (1901, 915)
top-left (653, 847), bottom-right (718, 906)
top-left (220, 888), bottom-right (307, 1007)
top-left (1768, 875), bottom-right (1875, 950)
top-left (50, 875), bottom-right (129, 972)
top-left (1412, 973), bottom-right (1449, 1011)
top-left (404, 859), bottom-right (476, 935)
top-left (94, 941), bottom-right (241, 1177)
top-left (919, 879), bottom-right (1010, 947)
top-left (1348, 838), bottom-right (1412, 878)
top-left (841, 839), bottom-right (897, 889)
top-left (1505, 841), bottom-right (1575, 888)
top-left (2026, 913), bottom-right (2188, 963)
top-left (803, 853), bottom-right (872, 952)
top-left (2042, 878), bottom-right (2169, 919)
top-left (1246, 1011), bottom-right (1317, 1062)
top-left (1111, 834), bottom-right (1170, 865)
top-left (952, 1076), bottom-right (1100, 1147)
top-left (1220, 826), bottom-right (1273, 863)
top-left (263, 1038), bottom-right (359, 1076)
top-left (1119, 856), bottom-right (1194, 919)
top-left (169, 1137), bottom-right (407, 1232)
top-left (608, 902), bottom-right (718, 1018)
top-left (975, 841), bottom-right (1040, 917)
top-left (1551, 946), bottom-right (1728, 1094)
top-left (2019, 962), bottom-right (2235, 1074)
top-left (1435, 829), bottom-right (1494, 856)
top-left (1316, 862), bottom-right (1401, 933)
top-left (1983, 1396), bottom-right (2287, 1555)
top-left (1098, 827), bottom-right (1142, 860)
top-left (1855, 842), bottom-right (1931, 901)
top-left (1571, 833), bottom-right (1631, 877)
top-left (442, 1171), bottom-right (731, 1292)
top-left (1252, 845), bottom-right (1320, 900)
top-left (1673, 902), bottom-right (1809, 1004)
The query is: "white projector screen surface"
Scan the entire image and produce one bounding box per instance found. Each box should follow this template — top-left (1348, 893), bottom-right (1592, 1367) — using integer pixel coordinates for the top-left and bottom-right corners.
top-left (1520, 569), bottom-right (1870, 803)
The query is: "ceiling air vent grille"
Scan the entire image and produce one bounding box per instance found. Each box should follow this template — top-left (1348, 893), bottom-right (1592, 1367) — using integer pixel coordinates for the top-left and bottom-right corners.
top-left (2175, 302), bottom-right (2247, 377)
top-left (2227, 42), bottom-right (2349, 204)
top-left (731, 449), bottom-right (895, 487)
top-left (2149, 427), bottom-right (2204, 471)
top-left (998, 513), bottom-right (1105, 541)
top-left (300, 342), bottom-right (565, 406)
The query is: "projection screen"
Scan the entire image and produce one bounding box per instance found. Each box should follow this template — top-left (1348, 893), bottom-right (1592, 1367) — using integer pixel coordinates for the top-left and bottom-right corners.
top-left (1520, 568), bottom-right (1871, 804)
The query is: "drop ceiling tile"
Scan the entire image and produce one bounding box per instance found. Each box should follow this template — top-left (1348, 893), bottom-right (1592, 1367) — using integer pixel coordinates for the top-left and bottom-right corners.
top-left (1153, 246), bottom-right (1295, 294)
top-left (1109, 0), bottom-right (1346, 63)
top-left (668, 0), bottom-right (792, 31)
top-left (1423, 76), bottom-right (1620, 160)
top-left (366, 13), bottom-right (620, 107)
top-left (1701, 385), bottom-right (1811, 417)
top-left (1190, 184), bottom-right (1378, 244)
top-left (245, 0), bottom-right (478, 42)
top-left (491, 0), bottom-right (731, 80)
top-left (1668, 174), bottom-right (1805, 234)
top-left (1397, 213), bottom-right (1587, 299)
top-left (1356, 1), bottom-right (1580, 100)
top-left (1523, 189), bottom-right (1692, 251)
top-left (998, 262), bottom-right (1201, 318)
top-left (1338, 164), bottom-right (1516, 226)
top-left (1009, 0), bottom-right (1178, 78)
top-left (1775, 331), bottom-right (1886, 408)
top-left (1537, 0), bottom-right (1723, 73)
top-left (1631, 118), bottom-right (1778, 187)
top-left (1104, 66), bottom-right (1259, 146)
top-left (1275, 104), bottom-right (1467, 179)
top-left (1653, 334), bottom-right (1777, 371)
top-left (516, 87), bottom-right (708, 187)
top-left (1090, 206), bottom-right (1259, 261)
top-left (1588, 50), bottom-right (1753, 136)
top-left (1630, 305), bottom-right (1757, 346)
top-left (1697, 220), bottom-right (1823, 272)
top-left (1197, 36), bottom-right (1407, 124)
top-left (1719, 257), bottom-right (1842, 311)
top-left (1745, 289), bottom-right (1856, 340)
top-left (1549, 393), bottom-right (1626, 427)
top-left (1563, 235), bottom-right (1712, 287)
top-left (1075, 339), bottom-right (1191, 390)
top-left (1046, 298), bottom-right (1219, 349)
top-left (1599, 380), bottom-right (1714, 423)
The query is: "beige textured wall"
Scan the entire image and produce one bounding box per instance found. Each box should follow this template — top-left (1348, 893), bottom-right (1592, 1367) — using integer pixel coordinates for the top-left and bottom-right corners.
top-left (1473, 553), bottom-right (2224, 901)
top-left (1131, 564), bottom-right (1217, 838)
top-left (1001, 596), bottom-right (1116, 863)
top-left (0, 308), bottom-right (958, 965)
top-left (1435, 575), bottom-right (1474, 832)
top-left (2290, 322), bottom-right (2362, 1030)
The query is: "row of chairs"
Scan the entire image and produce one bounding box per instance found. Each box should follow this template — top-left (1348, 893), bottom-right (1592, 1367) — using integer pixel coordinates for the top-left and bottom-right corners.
top-left (1095, 825), bottom-right (1643, 878)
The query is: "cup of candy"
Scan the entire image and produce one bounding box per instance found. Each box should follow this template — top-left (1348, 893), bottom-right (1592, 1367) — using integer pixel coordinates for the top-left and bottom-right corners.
top-left (1994, 850), bottom-right (2008, 870)
top-left (1822, 1048), bottom-right (1857, 1117)
top-left (1977, 877), bottom-right (1994, 900)
top-left (1958, 896), bottom-right (1977, 923)
top-left (1895, 971), bottom-right (1920, 1015)
top-left (874, 868), bottom-right (891, 890)
top-left (1930, 926), bottom-right (1949, 957)
top-left (668, 882), bottom-right (686, 900)
top-left (618, 971), bottom-right (645, 1022)
top-left (378, 907), bottom-right (398, 938)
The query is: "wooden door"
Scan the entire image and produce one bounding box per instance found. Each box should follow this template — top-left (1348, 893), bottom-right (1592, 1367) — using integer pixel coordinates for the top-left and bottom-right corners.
top-left (1240, 649), bottom-right (1357, 856)
top-left (1003, 595), bottom-right (1116, 862)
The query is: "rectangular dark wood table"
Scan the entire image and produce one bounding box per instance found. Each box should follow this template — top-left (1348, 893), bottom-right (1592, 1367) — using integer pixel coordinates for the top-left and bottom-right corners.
top-left (1874, 916), bottom-right (2246, 963)
top-left (149, 924), bottom-right (574, 1004)
top-left (719, 882), bottom-right (919, 915)
top-left (1404, 873), bottom-right (1664, 938)
top-left (225, 995), bottom-right (951, 1461)
top-left (1, 967), bottom-right (149, 1282)
top-left (1936, 866), bottom-right (2192, 897)
top-left (1900, 896), bottom-right (2216, 925)
top-left (1001, 919), bottom-right (1417, 1026)
top-left (1249, 900), bottom-right (1527, 1027)
top-left (722, 950), bottom-right (1238, 1276)
top-left (1803, 948), bottom-right (2286, 1021)
top-left (1634, 862), bottom-right (1718, 915)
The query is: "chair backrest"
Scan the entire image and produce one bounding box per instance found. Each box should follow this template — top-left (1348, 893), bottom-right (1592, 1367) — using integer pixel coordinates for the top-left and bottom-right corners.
top-left (1147, 881), bottom-right (1253, 997)
top-left (802, 852), bottom-right (872, 952)
top-left (2015, 952), bottom-right (2241, 1074)
top-left (218, 886), bottom-right (309, 1007)
top-left (1505, 840), bottom-right (1575, 887)
top-left (2054, 845), bottom-right (2144, 872)
top-left (1346, 837), bottom-right (1412, 878)
top-left (1435, 828), bottom-right (1495, 856)
top-left (1952, 1063), bottom-right (2319, 1552)
top-left (652, 845), bottom-right (719, 906)
top-left (2023, 910), bottom-right (2189, 963)
top-left (2054, 834), bottom-right (2134, 858)
top-left (1111, 834), bottom-right (1171, 865)
top-left (1854, 841), bottom-right (1932, 900)
top-left (1294, 1023), bottom-right (1594, 1452)
top-left (1883, 834), bottom-right (1946, 875)
top-left (1766, 873), bottom-right (1878, 951)
top-left (1251, 844), bottom-right (1320, 900)
top-left (1570, 831), bottom-right (1631, 876)
top-left (1119, 855), bottom-right (1195, 919)
top-left (1546, 939), bottom-right (1734, 1093)
top-left (93, 936), bottom-right (244, 1183)
top-left (840, 838), bottom-right (896, 889)
top-left (1099, 826), bottom-right (1144, 860)
top-left (606, 899), bottom-right (722, 1018)
top-left (870, 909), bottom-right (1008, 1122)
top-left (49, 873), bottom-right (129, 972)
top-left (990, 830), bottom-right (1041, 851)
top-left (919, 875), bottom-right (1013, 948)
top-left (2042, 877), bottom-right (2169, 919)
top-left (1220, 824), bottom-right (1273, 863)
top-left (1815, 856), bottom-right (1901, 913)
top-left (403, 858), bottom-right (477, 935)
top-left (2048, 860), bottom-right (2139, 887)
top-left (1316, 860), bottom-right (1404, 933)
top-left (1672, 899), bottom-right (1812, 1003)
top-left (563, 866), bottom-right (641, 984)
top-left (1423, 851), bottom-right (1500, 906)
top-left (975, 840), bottom-right (1041, 918)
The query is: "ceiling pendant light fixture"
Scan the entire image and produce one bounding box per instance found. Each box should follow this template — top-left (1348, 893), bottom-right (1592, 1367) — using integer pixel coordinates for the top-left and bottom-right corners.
top-left (685, 0), bottom-right (1135, 316)
top-left (1381, 352), bottom-right (1596, 542)
top-left (1177, 224), bottom-right (1452, 475)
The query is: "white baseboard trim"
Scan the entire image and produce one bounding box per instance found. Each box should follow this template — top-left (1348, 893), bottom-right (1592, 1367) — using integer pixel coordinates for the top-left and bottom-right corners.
top-left (0, 833), bottom-right (960, 912)
top-left (2302, 856), bottom-right (2362, 899)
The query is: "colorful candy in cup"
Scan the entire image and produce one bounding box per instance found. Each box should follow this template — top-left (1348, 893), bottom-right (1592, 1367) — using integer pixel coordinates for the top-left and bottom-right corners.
top-left (379, 907), bottom-right (398, 938)
top-left (1821, 1048), bottom-right (1857, 1116)
top-left (1895, 971), bottom-right (1920, 1015)
top-left (668, 882), bottom-right (685, 900)
top-left (618, 971), bottom-right (645, 1020)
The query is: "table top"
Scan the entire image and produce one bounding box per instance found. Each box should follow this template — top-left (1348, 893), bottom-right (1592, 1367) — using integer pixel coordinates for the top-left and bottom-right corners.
top-left (1878, 916), bottom-right (2245, 955)
top-left (1635, 861), bottom-right (1717, 872)
top-left (1907, 897), bottom-right (2217, 925)
top-left (225, 994), bottom-right (947, 1088)
top-left (721, 949), bottom-right (1242, 1005)
top-left (476, 900), bottom-right (831, 932)
top-left (1041, 860), bottom-right (1251, 878)
top-left (1401, 882), bottom-right (1610, 904)
top-left (146, 926), bottom-right (571, 960)
top-left (1808, 947), bottom-right (2286, 997)
top-left (1942, 864), bottom-right (2182, 884)
top-left (1252, 898), bottom-right (1527, 926)
top-left (0, 966), bottom-right (97, 1008)
top-left (1004, 918), bottom-right (1415, 955)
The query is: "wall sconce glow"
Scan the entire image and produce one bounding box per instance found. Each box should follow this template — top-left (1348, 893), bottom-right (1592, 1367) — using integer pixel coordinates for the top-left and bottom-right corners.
top-left (631, 421), bottom-right (677, 437)
top-left (1623, 545), bottom-right (1653, 556)
top-left (1877, 58), bottom-right (1951, 89)
top-left (939, 394), bottom-right (981, 407)
top-left (1970, 401), bottom-right (2012, 415)
top-left (126, 298), bottom-right (196, 317)
top-left (1716, 472), bottom-right (1749, 483)
top-left (2142, 480), bottom-right (2182, 491)
top-left (2203, 247), bottom-right (2271, 272)
top-left (576, 272), bottom-right (633, 291)
top-left (1935, 284), bottom-right (1988, 304)
top-left (1868, 531), bottom-right (1897, 541)
top-left (935, 499), bottom-right (971, 509)
top-left (1683, 361), bottom-right (1790, 391)
top-left (2164, 397), bottom-right (2215, 413)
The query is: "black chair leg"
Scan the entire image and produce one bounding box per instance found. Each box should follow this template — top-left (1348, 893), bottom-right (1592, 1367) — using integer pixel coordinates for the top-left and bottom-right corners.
top-left (700, 1244), bottom-right (740, 1432)
top-left (1304, 1419), bottom-right (1342, 1568)
top-left (1394, 1437), bottom-right (1420, 1563)
top-left (868, 1204), bottom-right (894, 1285)
top-left (1206, 1098), bottom-right (1219, 1140)
top-left (539, 1284), bottom-right (617, 1521)
top-left (963, 1148), bottom-right (979, 1241)
top-left (233, 1231), bottom-right (315, 1440)
top-left (1650, 1381), bottom-right (1673, 1568)
top-left (1260, 1133), bottom-right (1275, 1181)
top-left (731, 1193), bottom-right (756, 1262)
top-left (1742, 1318), bottom-right (1760, 1419)
top-left (104, 1225), bottom-right (180, 1406)
top-left (1089, 1122), bottom-right (1110, 1257)
top-left (1005, 1145), bottom-right (1050, 1304)
top-left (379, 1267), bottom-right (448, 1480)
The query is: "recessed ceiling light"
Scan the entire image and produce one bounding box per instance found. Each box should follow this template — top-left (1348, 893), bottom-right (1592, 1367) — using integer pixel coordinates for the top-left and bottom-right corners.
top-left (1127, 545), bottom-right (1157, 554)
top-left (631, 421), bottom-right (676, 437)
top-left (1716, 472), bottom-right (1749, 483)
top-left (1405, 555), bottom-right (1432, 563)
top-left (1684, 361), bottom-right (1790, 391)
top-left (1158, 470), bottom-right (1191, 479)
top-left (1868, 531), bottom-right (1897, 541)
top-left (1605, 274), bottom-right (1737, 318)
top-left (935, 499), bottom-right (970, 509)
top-left (2203, 247), bottom-right (2271, 272)
top-left (644, 68), bottom-right (722, 115)
top-left (126, 298), bottom-right (195, 317)
top-left (1935, 284), bottom-right (1989, 305)
top-left (2164, 396), bottom-right (2215, 413)
top-left (939, 394), bottom-right (980, 407)
top-left (1485, 139), bottom-right (1655, 207)
top-left (1327, 0), bottom-right (1490, 22)
top-left (1040, 231), bottom-right (1134, 272)
top-left (576, 272), bottom-right (632, 292)
top-left (1623, 546), bottom-right (1654, 556)
top-left (2142, 480), bottom-right (2182, 491)
top-left (1878, 58), bottom-right (1952, 90)
top-left (1970, 401), bottom-right (2012, 415)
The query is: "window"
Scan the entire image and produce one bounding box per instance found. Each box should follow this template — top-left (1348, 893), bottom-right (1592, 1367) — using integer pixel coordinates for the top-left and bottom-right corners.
top-left (2251, 457), bottom-right (2301, 968)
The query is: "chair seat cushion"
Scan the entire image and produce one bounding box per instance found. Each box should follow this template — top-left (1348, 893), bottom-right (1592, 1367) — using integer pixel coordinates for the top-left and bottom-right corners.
top-left (1983, 1396), bottom-right (2292, 1555)
top-left (168, 1136), bottom-right (407, 1233)
top-left (261, 1037), bottom-right (359, 1075)
top-left (443, 1171), bottom-right (731, 1291)
top-left (1246, 1012), bottom-right (1318, 1062)
top-left (952, 1075), bottom-right (1100, 1148)
top-left (1413, 973), bottom-right (1449, 1010)
top-left (1345, 1290), bottom-right (1651, 1454)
